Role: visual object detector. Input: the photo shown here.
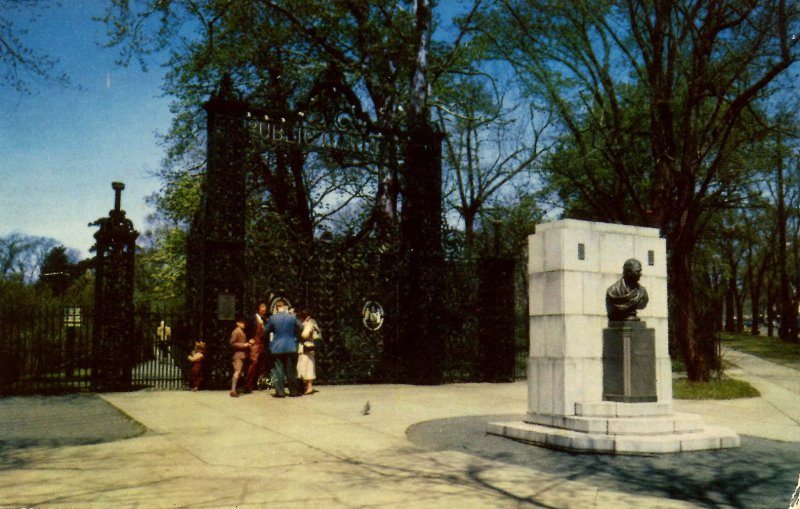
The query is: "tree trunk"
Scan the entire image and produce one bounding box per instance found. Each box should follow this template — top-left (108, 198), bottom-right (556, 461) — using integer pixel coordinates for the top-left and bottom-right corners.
top-left (464, 211), bottom-right (475, 257)
top-left (750, 282), bottom-right (761, 336)
top-left (767, 288), bottom-right (777, 337)
top-left (724, 277), bottom-right (736, 332)
top-left (736, 291), bottom-right (745, 334)
top-left (289, 147), bottom-right (314, 243)
top-left (668, 232), bottom-right (711, 382)
top-left (776, 139), bottom-right (795, 342)
top-left (747, 246), bottom-right (769, 336)
top-left (409, 0), bottom-right (430, 125)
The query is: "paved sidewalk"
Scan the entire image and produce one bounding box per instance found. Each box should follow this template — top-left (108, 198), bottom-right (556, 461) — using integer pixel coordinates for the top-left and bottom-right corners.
top-left (0, 352), bottom-right (798, 508)
top-left (676, 348), bottom-right (800, 442)
top-left (723, 347), bottom-right (800, 423)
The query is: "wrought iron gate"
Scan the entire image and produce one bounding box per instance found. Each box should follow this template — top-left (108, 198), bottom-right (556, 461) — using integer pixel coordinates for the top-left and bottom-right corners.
top-left (0, 290), bottom-right (526, 395)
top-left (0, 306), bottom-right (194, 394)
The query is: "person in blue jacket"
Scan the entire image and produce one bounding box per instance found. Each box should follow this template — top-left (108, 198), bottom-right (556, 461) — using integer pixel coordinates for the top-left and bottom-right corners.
top-left (265, 299), bottom-right (304, 397)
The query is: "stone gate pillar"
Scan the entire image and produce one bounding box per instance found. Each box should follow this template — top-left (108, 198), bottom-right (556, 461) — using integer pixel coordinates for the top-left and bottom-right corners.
top-left (478, 256), bottom-right (516, 382)
top-left (91, 182), bottom-right (139, 391)
top-left (188, 75), bottom-right (248, 387)
top-left (400, 122), bottom-right (445, 384)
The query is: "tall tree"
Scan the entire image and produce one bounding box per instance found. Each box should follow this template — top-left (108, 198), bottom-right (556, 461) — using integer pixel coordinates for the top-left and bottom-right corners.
top-left (103, 1), bottom-right (417, 239)
top-left (38, 245), bottom-right (78, 297)
top-left (436, 75), bottom-right (551, 255)
top-left (478, 0), bottom-right (800, 381)
top-left (0, 233), bottom-right (59, 283)
top-left (768, 132), bottom-right (800, 342)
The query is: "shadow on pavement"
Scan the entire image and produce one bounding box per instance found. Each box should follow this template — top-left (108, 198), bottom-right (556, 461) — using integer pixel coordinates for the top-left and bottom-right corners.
top-left (406, 414), bottom-right (798, 509)
top-left (0, 393), bottom-right (146, 467)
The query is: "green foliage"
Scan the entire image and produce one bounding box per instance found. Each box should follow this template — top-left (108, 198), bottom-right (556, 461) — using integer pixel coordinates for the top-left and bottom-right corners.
top-left (473, 190), bottom-right (543, 260)
top-left (38, 246), bottom-right (75, 296)
top-left (148, 171), bottom-right (204, 226)
top-left (99, 0), bottom-right (500, 222)
top-left (61, 269), bottom-right (94, 308)
top-left (135, 226), bottom-right (188, 308)
top-left (101, 0), bottom-right (433, 255)
top-left (34, 245), bottom-right (94, 303)
top-left (0, 276), bottom-right (53, 310)
top-left (538, 101), bottom-right (653, 224)
top-left (0, 264), bottom-right (93, 311)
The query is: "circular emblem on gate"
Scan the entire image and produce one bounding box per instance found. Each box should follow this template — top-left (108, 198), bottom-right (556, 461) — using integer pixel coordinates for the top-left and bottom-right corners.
top-left (361, 301), bottom-right (384, 331)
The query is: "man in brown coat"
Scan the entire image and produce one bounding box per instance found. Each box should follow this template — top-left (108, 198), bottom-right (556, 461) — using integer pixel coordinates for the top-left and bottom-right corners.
top-left (241, 302), bottom-right (267, 393)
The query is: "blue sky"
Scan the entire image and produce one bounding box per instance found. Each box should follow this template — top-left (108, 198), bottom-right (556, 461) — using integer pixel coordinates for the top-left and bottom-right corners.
top-left (0, 1), bottom-right (171, 258)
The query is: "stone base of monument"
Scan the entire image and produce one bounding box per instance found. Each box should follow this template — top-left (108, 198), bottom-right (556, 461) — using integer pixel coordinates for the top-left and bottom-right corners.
top-left (488, 401), bottom-right (740, 454)
top-left (495, 219), bottom-right (742, 454)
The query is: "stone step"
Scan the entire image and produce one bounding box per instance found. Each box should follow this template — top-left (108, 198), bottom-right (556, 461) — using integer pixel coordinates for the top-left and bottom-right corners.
top-left (487, 420), bottom-right (741, 454)
top-left (575, 401), bottom-right (673, 418)
top-left (526, 412), bottom-right (704, 435)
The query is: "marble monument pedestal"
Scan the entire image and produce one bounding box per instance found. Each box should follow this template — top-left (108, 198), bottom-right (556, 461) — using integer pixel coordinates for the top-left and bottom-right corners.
top-left (488, 401), bottom-right (740, 454)
top-left (487, 219), bottom-right (739, 454)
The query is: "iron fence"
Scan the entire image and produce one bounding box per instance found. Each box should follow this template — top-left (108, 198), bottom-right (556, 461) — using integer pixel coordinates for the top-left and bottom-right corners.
top-left (0, 306), bottom-right (193, 395)
top-left (0, 306), bottom-right (94, 394)
top-left (0, 285), bottom-right (528, 395)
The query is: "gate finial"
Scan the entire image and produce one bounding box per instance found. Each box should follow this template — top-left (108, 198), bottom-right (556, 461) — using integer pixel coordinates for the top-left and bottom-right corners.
top-left (112, 181), bottom-right (125, 211)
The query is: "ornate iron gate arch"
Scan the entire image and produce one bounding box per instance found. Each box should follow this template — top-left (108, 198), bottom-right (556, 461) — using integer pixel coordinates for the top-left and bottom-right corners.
top-left (186, 74), bottom-right (524, 389)
top-left (187, 75), bottom-right (415, 387)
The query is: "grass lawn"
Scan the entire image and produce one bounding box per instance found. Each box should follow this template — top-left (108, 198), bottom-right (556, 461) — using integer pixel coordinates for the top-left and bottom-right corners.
top-left (672, 376), bottom-right (760, 400)
top-left (671, 331), bottom-right (800, 399)
top-left (721, 331), bottom-right (800, 370)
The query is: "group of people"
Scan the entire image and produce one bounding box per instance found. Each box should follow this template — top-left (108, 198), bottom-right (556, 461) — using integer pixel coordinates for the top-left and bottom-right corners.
top-left (229, 299), bottom-right (321, 398)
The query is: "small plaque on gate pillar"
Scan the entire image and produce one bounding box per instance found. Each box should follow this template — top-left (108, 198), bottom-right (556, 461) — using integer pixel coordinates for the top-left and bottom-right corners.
top-left (217, 294), bottom-right (236, 321)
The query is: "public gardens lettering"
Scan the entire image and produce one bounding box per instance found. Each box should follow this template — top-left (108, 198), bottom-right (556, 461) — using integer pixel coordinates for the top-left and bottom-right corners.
top-left (245, 113), bottom-right (382, 158)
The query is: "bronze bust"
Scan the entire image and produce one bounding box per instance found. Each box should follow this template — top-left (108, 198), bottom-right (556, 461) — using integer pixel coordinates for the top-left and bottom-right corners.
top-left (606, 258), bottom-right (649, 321)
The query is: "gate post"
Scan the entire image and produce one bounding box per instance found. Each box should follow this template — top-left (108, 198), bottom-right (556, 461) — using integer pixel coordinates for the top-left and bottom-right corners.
top-left (90, 182), bottom-right (139, 391)
top-left (400, 122), bottom-right (445, 384)
top-left (188, 75), bottom-right (248, 387)
top-left (478, 256), bottom-right (516, 381)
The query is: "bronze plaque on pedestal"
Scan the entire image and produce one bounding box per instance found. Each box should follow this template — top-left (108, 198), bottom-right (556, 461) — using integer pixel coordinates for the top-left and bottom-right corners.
top-left (602, 321), bottom-right (657, 402)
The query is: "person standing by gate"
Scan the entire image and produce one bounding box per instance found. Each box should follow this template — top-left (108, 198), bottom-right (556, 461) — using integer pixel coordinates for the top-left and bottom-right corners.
top-left (296, 310), bottom-right (321, 395)
top-left (229, 317), bottom-right (250, 397)
top-left (155, 320), bottom-right (171, 363)
top-left (265, 299), bottom-right (304, 397)
top-left (242, 302), bottom-right (267, 393)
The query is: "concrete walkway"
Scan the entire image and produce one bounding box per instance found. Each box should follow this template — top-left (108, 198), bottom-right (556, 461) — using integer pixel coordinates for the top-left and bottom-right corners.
top-left (0, 351), bottom-right (798, 509)
top-left (676, 348), bottom-right (800, 442)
